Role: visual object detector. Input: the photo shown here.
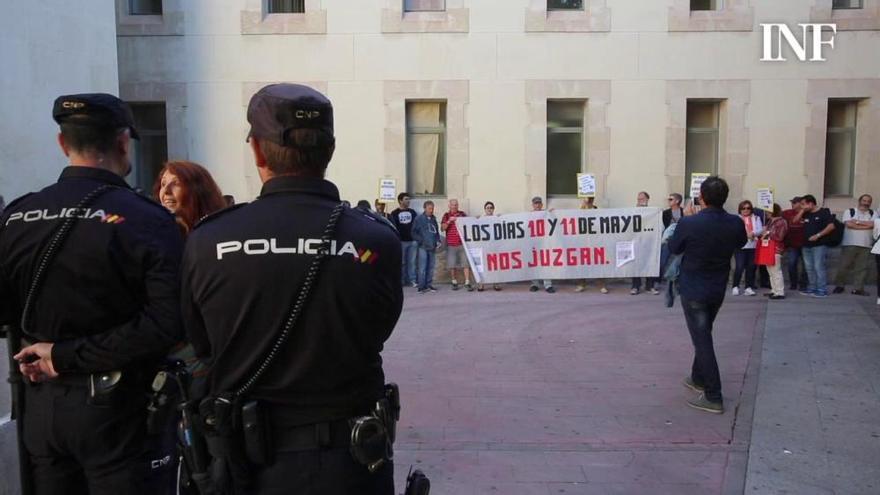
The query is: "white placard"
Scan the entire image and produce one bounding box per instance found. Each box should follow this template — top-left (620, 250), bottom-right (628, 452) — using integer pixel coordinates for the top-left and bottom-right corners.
top-left (756, 186), bottom-right (774, 212)
top-left (577, 173), bottom-right (596, 198)
top-left (689, 173), bottom-right (711, 199)
top-left (378, 179), bottom-right (397, 202)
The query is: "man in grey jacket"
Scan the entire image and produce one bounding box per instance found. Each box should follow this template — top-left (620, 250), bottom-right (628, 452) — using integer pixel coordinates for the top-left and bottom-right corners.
top-left (412, 200), bottom-right (441, 293)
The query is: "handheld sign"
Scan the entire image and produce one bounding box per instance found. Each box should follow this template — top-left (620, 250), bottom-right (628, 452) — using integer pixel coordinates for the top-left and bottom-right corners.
top-left (378, 179), bottom-right (397, 203)
top-left (577, 173), bottom-right (596, 198)
top-left (689, 173), bottom-right (710, 199)
top-left (756, 186), bottom-right (774, 212)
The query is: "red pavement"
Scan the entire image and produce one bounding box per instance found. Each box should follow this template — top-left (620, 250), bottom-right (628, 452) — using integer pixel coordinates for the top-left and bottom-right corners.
top-left (385, 283), bottom-right (764, 494)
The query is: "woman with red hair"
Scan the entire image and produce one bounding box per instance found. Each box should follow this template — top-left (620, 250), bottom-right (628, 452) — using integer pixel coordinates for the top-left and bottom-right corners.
top-left (153, 161), bottom-right (225, 382)
top-left (153, 160), bottom-right (226, 235)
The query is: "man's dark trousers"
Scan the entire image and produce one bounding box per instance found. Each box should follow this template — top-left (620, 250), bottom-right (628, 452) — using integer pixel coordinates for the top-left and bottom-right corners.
top-left (255, 448), bottom-right (394, 494)
top-left (681, 297), bottom-right (724, 403)
top-left (23, 381), bottom-right (176, 495)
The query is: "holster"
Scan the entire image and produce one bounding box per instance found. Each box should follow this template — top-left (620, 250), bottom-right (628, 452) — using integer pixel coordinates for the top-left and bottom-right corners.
top-left (349, 383), bottom-right (401, 473)
top-left (195, 394), bottom-right (254, 495)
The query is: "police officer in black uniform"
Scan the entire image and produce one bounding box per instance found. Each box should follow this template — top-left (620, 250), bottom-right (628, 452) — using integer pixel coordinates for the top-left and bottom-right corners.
top-left (180, 84), bottom-right (403, 494)
top-left (0, 94), bottom-right (184, 494)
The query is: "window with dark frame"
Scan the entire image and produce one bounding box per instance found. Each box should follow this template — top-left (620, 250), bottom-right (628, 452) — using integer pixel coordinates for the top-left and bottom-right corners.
top-left (685, 101), bottom-right (720, 197)
top-left (406, 101), bottom-right (447, 197)
top-left (129, 0), bottom-right (162, 15)
top-left (690, 0), bottom-right (722, 11)
top-left (404, 0), bottom-right (446, 12)
top-left (548, 0), bottom-right (584, 11)
top-left (832, 0), bottom-right (863, 9)
top-left (129, 103), bottom-right (168, 194)
top-left (268, 0), bottom-right (306, 14)
top-left (824, 100), bottom-right (859, 197)
top-left (546, 100), bottom-right (586, 197)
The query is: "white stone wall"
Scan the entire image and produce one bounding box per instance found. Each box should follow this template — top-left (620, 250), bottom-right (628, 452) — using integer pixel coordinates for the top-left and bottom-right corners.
top-left (114, 0), bottom-right (880, 213)
top-left (0, 0), bottom-right (119, 203)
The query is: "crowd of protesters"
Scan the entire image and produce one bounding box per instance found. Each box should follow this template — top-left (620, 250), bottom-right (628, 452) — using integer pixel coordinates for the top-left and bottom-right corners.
top-left (365, 190), bottom-right (880, 304)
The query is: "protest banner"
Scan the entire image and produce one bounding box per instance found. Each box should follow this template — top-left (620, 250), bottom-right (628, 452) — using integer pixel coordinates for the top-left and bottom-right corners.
top-left (378, 179), bottom-right (397, 202)
top-left (756, 186), bottom-right (774, 212)
top-left (456, 208), bottom-right (662, 284)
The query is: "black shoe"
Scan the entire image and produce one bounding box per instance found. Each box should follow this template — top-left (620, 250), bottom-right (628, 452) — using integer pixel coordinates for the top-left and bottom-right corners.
top-left (493, 284), bottom-right (502, 291)
top-left (452, 283), bottom-right (460, 291)
top-left (789, 285), bottom-right (798, 291)
top-left (477, 285), bottom-right (485, 292)
top-left (833, 286), bottom-right (845, 294)
top-left (417, 288), bottom-right (428, 294)
top-left (769, 294), bottom-right (786, 300)
top-left (852, 289), bottom-right (868, 296)
top-left (545, 286), bottom-right (556, 294)
top-left (529, 285), bottom-right (540, 292)
top-left (763, 293), bottom-right (772, 297)
top-left (465, 283), bottom-right (475, 292)
top-left (427, 285), bottom-right (438, 292)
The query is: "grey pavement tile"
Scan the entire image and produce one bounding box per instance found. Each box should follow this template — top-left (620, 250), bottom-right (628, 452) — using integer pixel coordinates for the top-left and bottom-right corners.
top-left (746, 297), bottom-right (880, 495)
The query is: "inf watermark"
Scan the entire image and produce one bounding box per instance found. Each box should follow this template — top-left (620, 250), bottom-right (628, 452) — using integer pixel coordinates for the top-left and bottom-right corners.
top-left (761, 23), bottom-right (837, 62)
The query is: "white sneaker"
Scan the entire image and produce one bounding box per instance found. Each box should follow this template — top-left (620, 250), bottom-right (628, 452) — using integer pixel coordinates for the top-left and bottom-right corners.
top-left (732, 287), bottom-right (740, 296)
top-left (744, 287), bottom-right (756, 296)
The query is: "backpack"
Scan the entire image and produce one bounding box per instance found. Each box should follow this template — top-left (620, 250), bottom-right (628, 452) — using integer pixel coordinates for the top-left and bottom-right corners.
top-left (825, 209), bottom-right (845, 247)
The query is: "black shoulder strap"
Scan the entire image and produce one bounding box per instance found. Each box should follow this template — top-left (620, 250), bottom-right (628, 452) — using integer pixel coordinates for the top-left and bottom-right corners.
top-left (234, 202), bottom-right (346, 398)
top-left (20, 184), bottom-right (118, 337)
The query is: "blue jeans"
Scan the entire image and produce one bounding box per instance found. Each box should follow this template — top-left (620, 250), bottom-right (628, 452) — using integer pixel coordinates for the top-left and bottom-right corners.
top-left (401, 241), bottom-right (418, 285)
top-left (785, 247), bottom-right (806, 289)
top-left (681, 297), bottom-right (724, 403)
top-left (802, 245), bottom-right (828, 294)
top-left (732, 248), bottom-right (756, 289)
top-left (417, 248), bottom-right (436, 290)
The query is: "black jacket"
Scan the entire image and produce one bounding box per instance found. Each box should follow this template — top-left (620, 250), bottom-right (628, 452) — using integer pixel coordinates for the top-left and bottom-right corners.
top-left (180, 176), bottom-right (403, 426)
top-left (0, 166), bottom-right (184, 374)
top-left (662, 208), bottom-right (683, 229)
top-left (669, 207), bottom-right (747, 303)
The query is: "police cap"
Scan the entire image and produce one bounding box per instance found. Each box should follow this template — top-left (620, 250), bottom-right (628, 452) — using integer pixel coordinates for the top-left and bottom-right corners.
top-left (52, 93), bottom-right (140, 139)
top-left (247, 84), bottom-right (334, 148)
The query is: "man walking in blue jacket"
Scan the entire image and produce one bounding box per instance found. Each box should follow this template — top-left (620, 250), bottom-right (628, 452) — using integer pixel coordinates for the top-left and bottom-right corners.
top-left (669, 177), bottom-right (747, 414)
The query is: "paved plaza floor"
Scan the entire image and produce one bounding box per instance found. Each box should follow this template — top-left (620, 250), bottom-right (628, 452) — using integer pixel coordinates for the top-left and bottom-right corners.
top-left (2, 282), bottom-right (879, 494)
top-left (386, 282), bottom-right (880, 495)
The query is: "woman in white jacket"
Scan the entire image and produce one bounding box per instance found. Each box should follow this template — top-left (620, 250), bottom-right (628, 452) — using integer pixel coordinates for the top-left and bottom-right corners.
top-left (732, 200), bottom-right (764, 296)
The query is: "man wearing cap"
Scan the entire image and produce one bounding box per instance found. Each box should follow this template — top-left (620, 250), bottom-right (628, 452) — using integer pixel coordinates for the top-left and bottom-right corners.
top-left (180, 84), bottom-right (402, 494)
top-left (0, 94), bottom-right (184, 493)
top-left (528, 196), bottom-right (556, 293)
